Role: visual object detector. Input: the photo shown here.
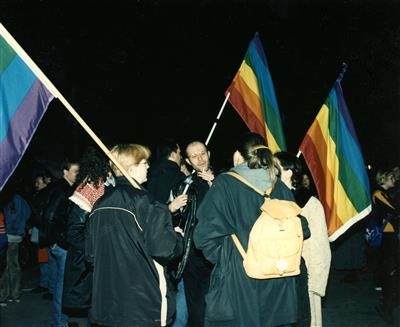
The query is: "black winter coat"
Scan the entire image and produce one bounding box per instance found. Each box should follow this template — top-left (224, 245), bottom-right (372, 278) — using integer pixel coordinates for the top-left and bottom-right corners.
top-left (62, 203), bottom-right (92, 313)
top-left (85, 177), bottom-right (183, 327)
top-left (40, 178), bottom-right (73, 248)
top-left (194, 173), bottom-right (310, 327)
top-left (29, 188), bottom-right (49, 229)
top-left (147, 159), bottom-right (186, 203)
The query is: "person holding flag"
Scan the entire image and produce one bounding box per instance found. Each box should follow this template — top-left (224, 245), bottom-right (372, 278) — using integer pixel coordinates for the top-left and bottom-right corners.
top-left (85, 144), bottom-right (183, 327)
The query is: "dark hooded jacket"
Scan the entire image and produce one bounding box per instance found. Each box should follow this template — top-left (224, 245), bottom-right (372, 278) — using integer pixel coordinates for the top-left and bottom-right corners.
top-left (194, 166), bottom-right (310, 327)
top-left (85, 177), bottom-right (183, 327)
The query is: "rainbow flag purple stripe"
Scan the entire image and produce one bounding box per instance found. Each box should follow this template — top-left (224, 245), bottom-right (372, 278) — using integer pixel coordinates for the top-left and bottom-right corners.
top-left (0, 33), bottom-right (54, 191)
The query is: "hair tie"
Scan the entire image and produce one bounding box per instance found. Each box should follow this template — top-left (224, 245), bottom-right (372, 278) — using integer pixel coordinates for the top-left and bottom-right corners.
top-left (251, 145), bottom-right (269, 152)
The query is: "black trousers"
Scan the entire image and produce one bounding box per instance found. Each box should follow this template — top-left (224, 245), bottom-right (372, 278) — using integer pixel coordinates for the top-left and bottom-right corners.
top-left (183, 253), bottom-right (212, 327)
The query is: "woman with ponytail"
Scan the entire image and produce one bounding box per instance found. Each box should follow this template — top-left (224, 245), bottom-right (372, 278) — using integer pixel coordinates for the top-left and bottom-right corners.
top-left (194, 132), bottom-right (309, 327)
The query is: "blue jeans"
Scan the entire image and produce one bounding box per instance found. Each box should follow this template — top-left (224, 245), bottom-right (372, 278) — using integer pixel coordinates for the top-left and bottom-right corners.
top-left (49, 245), bottom-right (69, 326)
top-left (173, 280), bottom-right (188, 327)
top-left (48, 248), bottom-right (56, 294)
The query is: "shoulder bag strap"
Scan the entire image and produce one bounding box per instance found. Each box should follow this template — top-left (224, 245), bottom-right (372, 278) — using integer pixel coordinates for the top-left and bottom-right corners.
top-left (231, 234), bottom-right (246, 259)
top-left (226, 171), bottom-right (272, 196)
top-left (227, 171), bottom-right (269, 258)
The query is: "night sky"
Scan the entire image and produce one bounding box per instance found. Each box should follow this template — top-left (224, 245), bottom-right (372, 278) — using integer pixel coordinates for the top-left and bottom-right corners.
top-left (1, 0), bottom-right (399, 173)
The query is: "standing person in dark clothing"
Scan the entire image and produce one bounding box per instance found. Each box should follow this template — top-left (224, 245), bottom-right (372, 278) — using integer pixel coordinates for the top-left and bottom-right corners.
top-left (147, 139), bottom-right (189, 327)
top-left (368, 169), bottom-right (399, 324)
top-left (194, 132), bottom-right (310, 327)
top-left (29, 173), bottom-right (52, 295)
top-left (62, 148), bottom-right (109, 322)
top-left (42, 159), bottom-right (79, 327)
top-left (179, 141), bottom-right (215, 327)
top-left (366, 169), bottom-right (398, 288)
top-left (86, 144), bottom-right (183, 327)
top-left (147, 139), bottom-right (187, 205)
top-left (147, 138), bottom-right (188, 217)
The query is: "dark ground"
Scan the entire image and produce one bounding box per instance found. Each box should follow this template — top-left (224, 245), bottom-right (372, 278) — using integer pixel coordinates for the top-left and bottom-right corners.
top-left (0, 264), bottom-right (392, 327)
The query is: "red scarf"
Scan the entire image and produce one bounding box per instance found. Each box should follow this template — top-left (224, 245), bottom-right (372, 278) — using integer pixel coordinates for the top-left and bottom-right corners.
top-left (70, 182), bottom-right (105, 212)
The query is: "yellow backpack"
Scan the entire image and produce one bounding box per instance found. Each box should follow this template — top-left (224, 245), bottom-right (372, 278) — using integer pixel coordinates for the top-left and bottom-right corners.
top-left (227, 172), bottom-right (303, 279)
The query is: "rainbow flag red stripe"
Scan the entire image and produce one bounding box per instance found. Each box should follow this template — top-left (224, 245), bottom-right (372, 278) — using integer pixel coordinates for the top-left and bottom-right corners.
top-left (226, 32), bottom-right (286, 153)
top-left (0, 26), bottom-right (54, 191)
top-left (299, 65), bottom-right (371, 241)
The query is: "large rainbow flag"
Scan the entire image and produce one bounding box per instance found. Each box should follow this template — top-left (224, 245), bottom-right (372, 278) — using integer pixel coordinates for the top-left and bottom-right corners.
top-left (0, 24), bottom-right (55, 191)
top-left (299, 64), bottom-right (371, 241)
top-left (226, 32), bottom-right (286, 153)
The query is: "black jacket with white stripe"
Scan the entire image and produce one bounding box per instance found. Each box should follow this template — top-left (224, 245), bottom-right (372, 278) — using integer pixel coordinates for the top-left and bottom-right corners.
top-left (85, 177), bottom-right (183, 327)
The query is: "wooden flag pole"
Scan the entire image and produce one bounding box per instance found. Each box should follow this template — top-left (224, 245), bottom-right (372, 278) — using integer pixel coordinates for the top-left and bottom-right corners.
top-left (0, 23), bottom-right (140, 189)
top-left (54, 94), bottom-right (141, 189)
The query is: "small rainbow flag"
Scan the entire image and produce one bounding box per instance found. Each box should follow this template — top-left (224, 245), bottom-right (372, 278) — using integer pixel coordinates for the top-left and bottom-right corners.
top-left (299, 64), bottom-right (371, 241)
top-left (226, 32), bottom-right (286, 153)
top-left (0, 24), bottom-right (55, 191)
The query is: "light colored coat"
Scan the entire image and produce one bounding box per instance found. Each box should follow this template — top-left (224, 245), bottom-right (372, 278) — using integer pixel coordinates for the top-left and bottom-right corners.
top-left (301, 196), bottom-right (331, 297)
top-left (302, 196), bottom-right (331, 326)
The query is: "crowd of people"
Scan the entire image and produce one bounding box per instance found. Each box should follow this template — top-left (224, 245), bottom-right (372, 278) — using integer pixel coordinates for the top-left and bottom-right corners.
top-left (0, 132), bottom-right (398, 327)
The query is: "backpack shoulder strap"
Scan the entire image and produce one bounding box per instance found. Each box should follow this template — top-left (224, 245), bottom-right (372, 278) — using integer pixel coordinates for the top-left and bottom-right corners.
top-left (231, 234), bottom-right (246, 258)
top-left (226, 171), bottom-right (271, 196)
top-left (227, 171), bottom-right (272, 258)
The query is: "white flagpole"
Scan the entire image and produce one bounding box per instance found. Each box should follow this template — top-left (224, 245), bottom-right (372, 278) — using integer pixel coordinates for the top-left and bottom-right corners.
top-left (204, 92), bottom-right (231, 146)
top-left (0, 23), bottom-right (140, 189)
top-left (181, 92), bottom-right (231, 195)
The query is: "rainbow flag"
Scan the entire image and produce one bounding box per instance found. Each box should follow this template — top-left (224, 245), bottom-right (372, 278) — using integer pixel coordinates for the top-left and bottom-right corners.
top-left (299, 64), bottom-right (371, 241)
top-left (0, 24), bottom-right (55, 191)
top-left (226, 32), bottom-right (286, 153)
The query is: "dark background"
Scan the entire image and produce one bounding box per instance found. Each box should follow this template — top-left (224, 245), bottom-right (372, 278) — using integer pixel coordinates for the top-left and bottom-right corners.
top-left (1, 0), bottom-right (399, 175)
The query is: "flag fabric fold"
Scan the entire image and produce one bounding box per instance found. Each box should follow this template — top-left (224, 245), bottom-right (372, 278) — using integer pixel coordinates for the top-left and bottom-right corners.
top-left (299, 65), bottom-right (371, 241)
top-left (226, 32), bottom-right (286, 153)
top-left (0, 28), bottom-right (55, 191)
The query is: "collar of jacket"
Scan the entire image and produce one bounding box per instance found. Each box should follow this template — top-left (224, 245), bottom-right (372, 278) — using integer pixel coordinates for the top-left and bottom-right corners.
top-left (115, 176), bottom-right (144, 189)
top-left (231, 162), bottom-right (273, 193)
